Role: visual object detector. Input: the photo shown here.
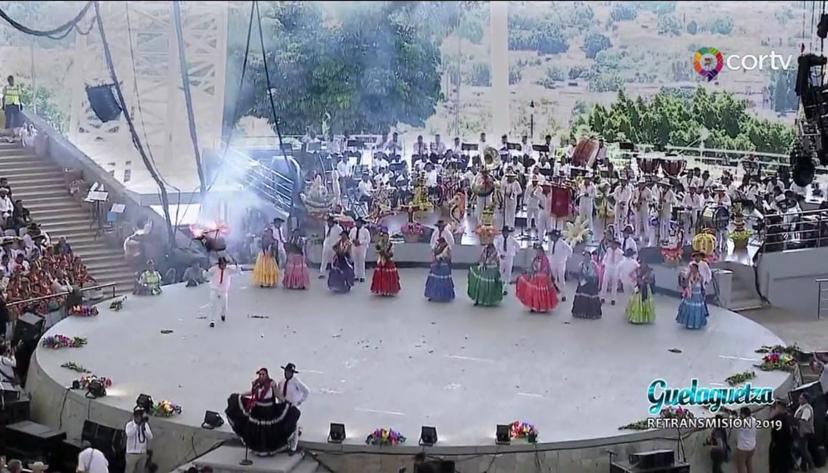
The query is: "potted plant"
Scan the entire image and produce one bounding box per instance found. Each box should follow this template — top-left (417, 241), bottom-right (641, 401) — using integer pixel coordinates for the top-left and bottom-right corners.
top-left (730, 204), bottom-right (751, 250)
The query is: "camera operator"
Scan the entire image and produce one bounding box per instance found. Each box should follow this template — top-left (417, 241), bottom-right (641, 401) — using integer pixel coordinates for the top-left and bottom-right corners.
top-left (125, 407), bottom-right (153, 473)
top-left (0, 341), bottom-right (18, 385)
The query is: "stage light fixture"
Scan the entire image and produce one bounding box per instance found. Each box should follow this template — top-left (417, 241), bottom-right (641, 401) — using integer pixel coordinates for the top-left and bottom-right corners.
top-left (419, 426), bottom-right (438, 446)
top-left (328, 423), bottom-right (346, 443)
top-left (71, 380), bottom-right (81, 390)
top-left (495, 424), bottom-right (511, 445)
top-left (136, 393), bottom-right (154, 412)
top-left (86, 84), bottom-right (122, 122)
top-left (819, 13), bottom-right (828, 39)
top-left (85, 379), bottom-right (106, 399)
top-left (201, 410), bottom-right (224, 429)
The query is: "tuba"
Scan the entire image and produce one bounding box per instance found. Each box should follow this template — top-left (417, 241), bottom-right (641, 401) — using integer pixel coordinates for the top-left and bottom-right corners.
top-left (483, 146), bottom-right (500, 172)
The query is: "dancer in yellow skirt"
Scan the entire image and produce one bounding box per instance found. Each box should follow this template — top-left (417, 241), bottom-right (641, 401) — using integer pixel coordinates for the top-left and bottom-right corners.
top-left (252, 228), bottom-right (279, 288)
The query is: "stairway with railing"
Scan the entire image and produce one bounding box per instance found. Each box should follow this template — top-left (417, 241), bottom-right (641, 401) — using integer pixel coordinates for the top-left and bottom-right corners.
top-left (220, 144), bottom-right (298, 219)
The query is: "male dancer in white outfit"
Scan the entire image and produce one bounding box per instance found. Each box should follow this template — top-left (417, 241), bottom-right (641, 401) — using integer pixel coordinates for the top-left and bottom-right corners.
top-left (276, 362), bottom-right (310, 455)
top-left (547, 230), bottom-right (572, 301)
top-left (207, 257), bottom-right (238, 328)
top-left (349, 218), bottom-right (371, 282)
top-left (501, 173), bottom-right (522, 230)
top-left (601, 239), bottom-right (624, 305)
top-left (578, 178), bottom-right (596, 240)
top-left (493, 226), bottom-right (519, 294)
top-left (319, 216), bottom-right (343, 278)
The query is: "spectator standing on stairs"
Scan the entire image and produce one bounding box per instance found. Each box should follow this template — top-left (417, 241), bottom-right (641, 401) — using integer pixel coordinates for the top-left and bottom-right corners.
top-left (0, 188), bottom-right (12, 227)
top-left (2, 75), bottom-right (22, 131)
top-left (10, 200), bottom-right (30, 233)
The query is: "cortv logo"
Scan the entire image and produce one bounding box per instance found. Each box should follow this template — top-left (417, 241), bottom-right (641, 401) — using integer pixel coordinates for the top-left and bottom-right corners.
top-left (693, 47), bottom-right (793, 82)
top-left (693, 47), bottom-right (724, 81)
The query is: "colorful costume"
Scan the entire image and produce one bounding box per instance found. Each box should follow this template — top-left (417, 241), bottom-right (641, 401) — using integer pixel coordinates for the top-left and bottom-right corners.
top-left (676, 273), bottom-right (708, 329)
top-left (370, 235), bottom-right (401, 296)
top-left (467, 246), bottom-right (503, 306)
top-left (283, 234), bottom-right (310, 290)
top-left (424, 243), bottom-right (454, 302)
top-left (571, 259), bottom-right (602, 319)
top-left (516, 253), bottom-right (559, 313)
top-left (252, 233), bottom-right (279, 287)
top-left (134, 269), bottom-right (162, 295)
top-left (327, 239), bottom-right (355, 293)
top-left (626, 265), bottom-right (656, 324)
top-left (225, 375), bottom-right (301, 456)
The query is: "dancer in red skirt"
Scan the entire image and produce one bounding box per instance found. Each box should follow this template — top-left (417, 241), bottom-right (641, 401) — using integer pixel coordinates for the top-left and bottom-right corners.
top-left (370, 228), bottom-right (401, 296)
top-left (516, 243), bottom-right (559, 313)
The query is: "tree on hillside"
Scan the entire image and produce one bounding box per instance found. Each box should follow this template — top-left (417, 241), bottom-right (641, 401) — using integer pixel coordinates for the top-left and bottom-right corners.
top-left (706, 16), bottom-right (733, 35)
top-left (231, 2), bottom-right (442, 135)
top-left (610, 3), bottom-right (638, 22)
top-left (572, 88), bottom-right (794, 153)
top-left (582, 33), bottom-right (612, 59)
top-left (686, 20), bottom-right (698, 35)
top-left (657, 14), bottom-right (682, 37)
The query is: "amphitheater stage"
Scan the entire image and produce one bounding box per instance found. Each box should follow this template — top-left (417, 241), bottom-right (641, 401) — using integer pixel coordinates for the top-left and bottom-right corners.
top-left (27, 269), bottom-right (789, 472)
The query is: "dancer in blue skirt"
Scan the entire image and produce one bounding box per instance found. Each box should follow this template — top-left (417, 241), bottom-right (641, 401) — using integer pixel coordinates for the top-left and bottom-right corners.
top-left (424, 237), bottom-right (455, 302)
top-left (676, 262), bottom-right (709, 329)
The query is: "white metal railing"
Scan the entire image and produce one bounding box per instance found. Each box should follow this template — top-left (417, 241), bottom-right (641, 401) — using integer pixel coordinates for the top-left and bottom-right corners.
top-left (760, 207), bottom-right (828, 252)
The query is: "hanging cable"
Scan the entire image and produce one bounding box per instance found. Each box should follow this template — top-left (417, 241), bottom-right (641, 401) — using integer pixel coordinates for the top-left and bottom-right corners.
top-left (254, 0), bottom-right (286, 155)
top-left (811, 0), bottom-right (817, 52)
top-left (0, 1), bottom-right (92, 39)
top-left (93, 1), bottom-right (175, 247)
top-left (172, 0), bottom-right (207, 200)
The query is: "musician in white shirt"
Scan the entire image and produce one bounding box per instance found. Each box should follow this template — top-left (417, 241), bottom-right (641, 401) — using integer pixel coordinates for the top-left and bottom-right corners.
top-left (617, 248), bottom-right (640, 297)
top-left (658, 180), bottom-right (675, 244)
top-left (493, 226), bottom-right (519, 292)
top-left (430, 220), bottom-right (455, 250)
top-left (564, 138), bottom-right (576, 160)
top-left (601, 239), bottom-right (624, 305)
top-left (412, 135), bottom-right (428, 159)
top-left (275, 363), bottom-right (309, 454)
top-left (477, 132), bottom-right (487, 154)
top-left (207, 257), bottom-right (239, 327)
top-left (547, 230), bottom-right (572, 300)
top-left (270, 217), bottom-right (287, 269)
top-left (383, 132), bottom-right (402, 156)
top-left (330, 168), bottom-right (341, 206)
top-left (450, 137), bottom-right (462, 159)
top-left (682, 186), bottom-right (703, 244)
top-left (335, 156), bottom-right (350, 197)
top-left (424, 163), bottom-right (439, 197)
top-left (319, 216), bottom-right (343, 277)
top-left (631, 180), bottom-right (652, 241)
top-left (430, 134), bottom-right (446, 157)
top-left (713, 186), bottom-right (731, 254)
top-left (612, 177), bottom-right (633, 232)
top-left (620, 225), bottom-right (638, 256)
top-left (520, 135), bottom-right (532, 157)
top-left (525, 175), bottom-right (543, 232)
top-left (502, 173), bottom-right (522, 229)
top-left (349, 218), bottom-right (371, 283)
top-left (357, 174), bottom-right (374, 204)
top-left (578, 178), bottom-right (597, 239)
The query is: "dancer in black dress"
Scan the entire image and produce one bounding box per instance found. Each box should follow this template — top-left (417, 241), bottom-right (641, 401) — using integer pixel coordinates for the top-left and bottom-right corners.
top-left (225, 368), bottom-right (301, 456)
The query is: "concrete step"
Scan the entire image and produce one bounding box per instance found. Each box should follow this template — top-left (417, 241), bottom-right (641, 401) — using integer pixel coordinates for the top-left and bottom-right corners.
top-left (0, 160), bottom-right (52, 170)
top-left (730, 298), bottom-right (765, 312)
top-left (1, 168), bottom-right (63, 179)
top-left (6, 176), bottom-right (64, 188)
top-left (193, 445), bottom-right (306, 473)
top-left (28, 212), bottom-right (90, 224)
top-left (291, 458), bottom-right (320, 473)
top-left (25, 202), bottom-right (83, 213)
top-left (12, 186), bottom-right (69, 198)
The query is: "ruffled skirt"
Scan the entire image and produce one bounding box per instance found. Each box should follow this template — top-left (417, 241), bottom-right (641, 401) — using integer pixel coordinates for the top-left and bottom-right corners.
top-left (572, 280), bottom-right (602, 319)
top-left (371, 260), bottom-right (401, 296)
top-left (516, 273), bottom-right (558, 312)
top-left (467, 266), bottom-right (503, 306)
top-left (252, 252), bottom-right (279, 287)
top-left (625, 291), bottom-right (656, 324)
top-left (424, 261), bottom-right (454, 302)
top-left (225, 394), bottom-right (300, 456)
top-left (327, 255), bottom-right (355, 293)
top-left (283, 253), bottom-right (310, 290)
top-left (676, 294), bottom-right (708, 329)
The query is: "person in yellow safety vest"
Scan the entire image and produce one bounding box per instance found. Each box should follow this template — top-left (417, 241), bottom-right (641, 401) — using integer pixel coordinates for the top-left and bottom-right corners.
top-left (3, 75), bottom-right (22, 130)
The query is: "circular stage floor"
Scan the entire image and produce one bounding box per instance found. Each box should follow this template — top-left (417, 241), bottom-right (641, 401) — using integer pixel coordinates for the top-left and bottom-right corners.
top-left (34, 269), bottom-right (788, 449)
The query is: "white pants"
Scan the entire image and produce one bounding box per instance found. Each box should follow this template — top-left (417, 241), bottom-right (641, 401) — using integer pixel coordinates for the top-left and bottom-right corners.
top-left (716, 229), bottom-right (729, 254)
top-left (475, 195), bottom-right (492, 221)
top-left (125, 453), bottom-right (147, 473)
top-left (210, 289), bottom-right (228, 322)
top-left (351, 246), bottom-right (367, 279)
top-left (319, 244), bottom-right (334, 273)
top-left (550, 262), bottom-right (566, 288)
top-left (536, 212), bottom-right (549, 241)
top-left (578, 205), bottom-right (594, 240)
top-left (601, 265), bottom-right (619, 300)
top-left (614, 205), bottom-right (628, 233)
top-left (499, 255), bottom-right (514, 285)
top-left (504, 200), bottom-right (518, 229)
top-left (526, 204), bottom-right (539, 228)
top-left (658, 214), bottom-right (671, 243)
top-left (633, 208), bottom-right (648, 240)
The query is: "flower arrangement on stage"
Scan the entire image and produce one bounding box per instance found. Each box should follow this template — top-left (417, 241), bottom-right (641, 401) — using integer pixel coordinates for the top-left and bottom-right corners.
top-left (725, 371), bottom-right (756, 386)
top-left (563, 215), bottom-right (591, 246)
top-left (756, 352), bottom-right (796, 372)
top-left (78, 375), bottom-right (112, 390)
top-left (69, 305), bottom-right (99, 317)
top-left (755, 344), bottom-right (800, 356)
top-left (730, 204), bottom-right (751, 250)
top-left (61, 362), bottom-right (91, 373)
top-left (510, 421), bottom-right (538, 443)
top-left (365, 428), bottom-right (406, 446)
top-left (660, 226), bottom-right (684, 266)
top-left (41, 335), bottom-right (87, 349)
top-left (401, 222), bottom-right (425, 243)
top-left (475, 224), bottom-right (498, 245)
top-left (151, 400), bottom-right (182, 417)
top-left (619, 419), bottom-right (651, 431)
top-left (619, 406), bottom-right (694, 431)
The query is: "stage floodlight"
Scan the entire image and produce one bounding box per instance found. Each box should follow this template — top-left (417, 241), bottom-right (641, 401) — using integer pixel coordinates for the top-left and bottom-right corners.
top-left (85, 379), bottom-right (106, 399)
top-left (328, 423), bottom-right (346, 443)
top-left (819, 13), bottom-right (828, 39)
top-left (136, 393), bottom-right (153, 412)
top-left (419, 426), bottom-right (438, 446)
top-left (201, 410), bottom-right (224, 429)
top-left (496, 424), bottom-right (511, 445)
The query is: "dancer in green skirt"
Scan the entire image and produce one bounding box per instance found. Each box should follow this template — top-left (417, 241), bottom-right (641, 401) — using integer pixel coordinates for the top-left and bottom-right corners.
top-left (625, 261), bottom-right (656, 324)
top-left (467, 242), bottom-right (503, 306)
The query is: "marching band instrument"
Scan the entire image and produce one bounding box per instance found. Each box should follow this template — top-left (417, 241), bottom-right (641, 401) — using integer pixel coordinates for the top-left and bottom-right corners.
top-left (571, 138), bottom-right (599, 168)
top-left (699, 204), bottom-right (730, 231)
top-left (636, 154), bottom-right (661, 175)
top-left (660, 156), bottom-right (686, 178)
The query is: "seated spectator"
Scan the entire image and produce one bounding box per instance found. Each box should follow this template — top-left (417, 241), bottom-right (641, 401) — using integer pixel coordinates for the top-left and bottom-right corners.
top-left (9, 200), bottom-right (30, 233)
top-left (0, 254), bottom-right (10, 277)
top-left (10, 254), bottom-right (29, 275)
top-left (4, 459), bottom-right (22, 473)
top-left (0, 178), bottom-right (12, 199)
top-left (56, 236), bottom-right (72, 255)
top-left (183, 262), bottom-right (206, 287)
top-left (134, 260), bottom-right (162, 296)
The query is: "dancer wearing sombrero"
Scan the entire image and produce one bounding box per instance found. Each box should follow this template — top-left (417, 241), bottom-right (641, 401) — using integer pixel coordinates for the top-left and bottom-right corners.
top-left (467, 243), bottom-right (503, 306)
top-left (516, 243), bottom-right (559, 313)
top-left (275, 363), bottom-right (309, 456)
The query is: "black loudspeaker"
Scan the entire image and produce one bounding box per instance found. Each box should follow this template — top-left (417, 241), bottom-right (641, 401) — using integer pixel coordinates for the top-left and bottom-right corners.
top-left (788, 380), bottom-right (823, 404)
top-left (414, 460), bottom-right (455, 473)
top-left (86, 84), bottom-right (122, 122)
top-left (2, 420), bottom-right (67, 464)
top-left (629, 449), bottom-right (675, 469)
top-left (13, 313), bottom-right (44, 343)
top-left (0, 397), bottom-right (30, 426)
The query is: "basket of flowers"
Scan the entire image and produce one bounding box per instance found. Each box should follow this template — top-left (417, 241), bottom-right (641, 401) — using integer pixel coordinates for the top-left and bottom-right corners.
top-left (510, 421), bottom-right (538, 443)
top-left (79, 375), bottom-right (112, 390)
top-left (69, 305), bottom-right (99, 317)
top-left (151, 400), bottom-right (182, 417)
top-left (41, 335), bottom-right (87, 349)
top-left (365, 428), bottom-right (406, 446)
top-left (730, 205), bottom-right (751, 250)
top-left (756, 352), bottom-right (796, 372)
top-left (660, 406), bottom-right (694, 420)
top-left (61, 362), bottom-right (90, 373)
top-left (401, 222), bottom-right (425, 243)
